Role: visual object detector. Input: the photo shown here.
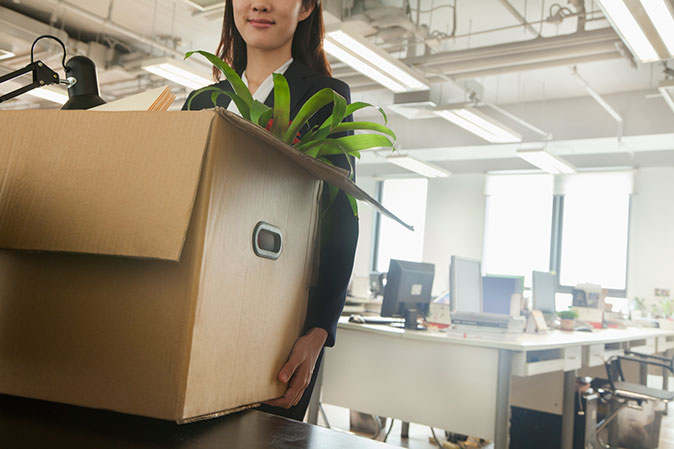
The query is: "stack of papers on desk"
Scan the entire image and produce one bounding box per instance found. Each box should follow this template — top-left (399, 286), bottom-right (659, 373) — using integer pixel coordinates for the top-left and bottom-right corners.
top-left (91, 86), bottom-right (175, 111)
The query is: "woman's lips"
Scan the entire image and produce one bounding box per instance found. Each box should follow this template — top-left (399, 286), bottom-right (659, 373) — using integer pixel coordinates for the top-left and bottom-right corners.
top-left (248, 19), bottom-right (273, 29)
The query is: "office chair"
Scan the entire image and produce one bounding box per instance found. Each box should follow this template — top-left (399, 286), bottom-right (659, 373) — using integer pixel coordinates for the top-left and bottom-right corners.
top-left (590, 351), bottom-right (674, 449)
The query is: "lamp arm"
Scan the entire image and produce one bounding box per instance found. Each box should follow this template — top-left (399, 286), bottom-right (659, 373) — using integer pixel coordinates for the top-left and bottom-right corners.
top-left (0, 61), bottom-right (62, 104)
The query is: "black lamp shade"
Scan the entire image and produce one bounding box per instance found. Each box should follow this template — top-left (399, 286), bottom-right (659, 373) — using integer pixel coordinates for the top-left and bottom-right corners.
top-left (61, 55), bottom-right (106, 110)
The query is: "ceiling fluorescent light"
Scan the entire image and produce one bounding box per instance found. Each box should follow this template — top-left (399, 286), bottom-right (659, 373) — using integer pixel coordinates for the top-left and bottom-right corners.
top-left (182, 0), bottom-right (223, 12)
top-left (389, 101), bottom-right (438, 120)
top-left (640, 0), bottom-right (674, 56)
top-left (387, 156), bottom-right (450, 178)
top-left (27, 85), bottom-right (68, 104)
top-left (517, 149), bottom-right (576, 174)
top-left (659, 79), bottom-right (674, 114)
top-left (434, 107), bottom-right (522, 144)
top-left (142, 58), bottom-right (211, 90)
top-left (324, 30), bottom-right (429, 93)
top-left (596, 0), bottom-right (659, 61)
top-left (0, 48), bottom-right (14, 61)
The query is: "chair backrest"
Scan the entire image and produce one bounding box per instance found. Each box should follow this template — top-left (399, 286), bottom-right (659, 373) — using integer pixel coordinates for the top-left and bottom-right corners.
top-left (604, 356), bottom-right (625, 389)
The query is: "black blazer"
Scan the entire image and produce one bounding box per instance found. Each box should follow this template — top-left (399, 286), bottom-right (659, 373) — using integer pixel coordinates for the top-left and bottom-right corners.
top-left (182, 60), bottom-right (358, 347)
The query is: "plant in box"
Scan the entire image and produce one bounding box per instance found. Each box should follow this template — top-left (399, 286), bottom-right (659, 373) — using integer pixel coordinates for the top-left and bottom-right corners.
top-left (183, 50), bottom-right (397, 216)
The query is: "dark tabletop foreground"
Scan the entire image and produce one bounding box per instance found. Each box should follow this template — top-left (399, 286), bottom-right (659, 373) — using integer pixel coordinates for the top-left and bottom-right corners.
top-left (0, 394), bottom-right (396, 449)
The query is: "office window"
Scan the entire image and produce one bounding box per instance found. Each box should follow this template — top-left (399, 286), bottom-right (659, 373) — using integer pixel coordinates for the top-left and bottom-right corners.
top-left (375, 178), bottom-right (428, 272)
top-left (482, 174), bottom-right (553, 287)
top-left (558, 173), bottom-right (632, 293)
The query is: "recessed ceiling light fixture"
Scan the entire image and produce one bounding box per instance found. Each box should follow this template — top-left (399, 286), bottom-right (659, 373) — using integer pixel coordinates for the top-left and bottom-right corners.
top-left (27, 85), bottom-right (69, 104)
top-left (596, 0), bottom-right (674, 62)
top-left (434, 106), bottom-right (522, 144)
top-left (0, 48), bottom-right (14, 61)
top-left (517, 148), bottom-right (576, 174)
top-left (387, 155), bottom-right (450, 178)
top-left (324, 28), bottom-right (429, 93)
top-left (142, 57), bottom-right (211, 90)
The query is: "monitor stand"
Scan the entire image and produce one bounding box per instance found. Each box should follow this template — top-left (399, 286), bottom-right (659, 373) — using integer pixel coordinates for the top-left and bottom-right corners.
top-left (390, 308), bottom-right (427, 331)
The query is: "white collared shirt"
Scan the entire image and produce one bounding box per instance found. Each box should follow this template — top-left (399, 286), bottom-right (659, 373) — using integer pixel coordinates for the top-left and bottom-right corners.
top-left (227, 57), bottom-right (294, 117)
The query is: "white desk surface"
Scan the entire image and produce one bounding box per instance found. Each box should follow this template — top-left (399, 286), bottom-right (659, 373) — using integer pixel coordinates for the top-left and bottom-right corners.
top-left (337, 317), bottom-right (674, 352)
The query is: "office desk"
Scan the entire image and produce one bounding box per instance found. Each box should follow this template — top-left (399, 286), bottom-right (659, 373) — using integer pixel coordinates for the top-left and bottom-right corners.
top-left (319, 319), bottom-right (674, 449)
top-left (0, 393), bottom-right (396, 449)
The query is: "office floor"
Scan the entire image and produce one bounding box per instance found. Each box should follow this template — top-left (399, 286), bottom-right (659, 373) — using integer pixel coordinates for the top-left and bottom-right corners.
top-left (320, 404), bottom-right (493, 449)
top-left (320, 375), bottom-right (674, 449)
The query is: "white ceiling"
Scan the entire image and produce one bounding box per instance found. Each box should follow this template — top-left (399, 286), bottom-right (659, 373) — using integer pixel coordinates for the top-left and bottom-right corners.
top-left (0, 0), bottom-right (672, 175)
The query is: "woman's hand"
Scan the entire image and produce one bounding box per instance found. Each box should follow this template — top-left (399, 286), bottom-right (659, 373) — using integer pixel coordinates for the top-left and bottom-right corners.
top-left (264, 327), bottom-right (327, 409)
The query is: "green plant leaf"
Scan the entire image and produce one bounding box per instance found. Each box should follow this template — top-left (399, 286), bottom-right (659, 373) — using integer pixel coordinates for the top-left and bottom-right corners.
top-left (315, 141), bottom-right (357, 179)
top-left (210, 89), bottom-right (251, 119)
top-left (250, 100), bottom-right (271, 127)
top-left (328, 184), bottom-right (339, 204)
top-left (346, 102), bottom-right (387, 125)
top-left (309, 134), bottom-right (393, 156)
top-left (258, 109), bottom-right (273, 128)
top-left (304, 145), bottom-right (320, 158)
top-left (329, 122), bottom-right (397, 141)
top-left (283, 88), bottom-right (336, 143)
top-left (271, 73), bottom-right (290, 138)
top-left (330, 92), bottom-right (347, 130)
top-left (348, 194), bottom-right (359, 217)
top-left (185, 50), bottom-right (253, 118)
top-left (186, 86), bottom-right (251, 118)
top-left (186, 86), bottom-right (221, 111)
top-left (315, 101), bottom-right (388, 134)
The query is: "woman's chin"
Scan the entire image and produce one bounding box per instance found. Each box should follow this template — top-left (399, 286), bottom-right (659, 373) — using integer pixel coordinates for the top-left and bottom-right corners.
top-left (244, 38), bottom-right (291, 53)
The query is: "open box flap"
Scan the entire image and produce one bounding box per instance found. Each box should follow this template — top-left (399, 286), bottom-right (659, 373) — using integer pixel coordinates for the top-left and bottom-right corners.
top-left (214, 109), bottom-right (414, 231)
top-left (0, 110), bottom-right (214, 260)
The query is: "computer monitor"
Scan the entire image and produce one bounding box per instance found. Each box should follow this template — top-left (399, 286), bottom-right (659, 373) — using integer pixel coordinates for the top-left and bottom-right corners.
top-left (449, 256), bottom-right (482, 313)
top-left (369, 271), bottom-right (387, 297)
top-left (381, 259), bottom-right (435, 330)
top-left (532, 271), bottom-right (557, 313)
top-left (482, 275), bottom-right (524, 315)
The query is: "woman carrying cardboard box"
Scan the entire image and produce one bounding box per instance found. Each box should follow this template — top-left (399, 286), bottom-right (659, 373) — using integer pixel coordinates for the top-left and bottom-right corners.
top-left (182, 0), bottom-right (358, 421)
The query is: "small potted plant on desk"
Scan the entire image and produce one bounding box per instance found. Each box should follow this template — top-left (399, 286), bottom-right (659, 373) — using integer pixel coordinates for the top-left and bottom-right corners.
top-left (558, 309), bottom-right (578, 331)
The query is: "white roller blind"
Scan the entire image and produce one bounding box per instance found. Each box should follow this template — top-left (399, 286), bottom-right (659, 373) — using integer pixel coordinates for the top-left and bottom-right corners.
top-left (554, 170), bottom-right (634, 196)
top-left (483, 174), bottom-right (553, 286)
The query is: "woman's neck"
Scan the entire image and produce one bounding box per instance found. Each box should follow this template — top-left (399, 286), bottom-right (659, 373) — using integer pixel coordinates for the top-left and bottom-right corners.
top-left (245, 44), bottom-right (292, 94)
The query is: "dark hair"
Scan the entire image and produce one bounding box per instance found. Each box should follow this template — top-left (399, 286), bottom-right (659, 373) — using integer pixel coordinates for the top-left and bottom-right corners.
top-left (213, 0), bottom-right (330, 81)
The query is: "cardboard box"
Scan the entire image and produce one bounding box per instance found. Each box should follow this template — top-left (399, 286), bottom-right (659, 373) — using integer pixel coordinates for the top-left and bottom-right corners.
top-left (0, 108), bottom-right (407, 422)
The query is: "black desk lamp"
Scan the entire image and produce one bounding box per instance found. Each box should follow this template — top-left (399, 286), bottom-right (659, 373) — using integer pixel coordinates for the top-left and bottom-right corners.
top-left (0, 35), bottom-right (105, 110)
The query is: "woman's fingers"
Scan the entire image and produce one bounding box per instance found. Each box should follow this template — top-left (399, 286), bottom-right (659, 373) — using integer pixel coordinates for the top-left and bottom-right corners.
top-left (278, 347), bottom-right (303, 383)
top-left (285, 365), bottom-right (311, 407)
top-left (265, 363), bottom-right (311, 409)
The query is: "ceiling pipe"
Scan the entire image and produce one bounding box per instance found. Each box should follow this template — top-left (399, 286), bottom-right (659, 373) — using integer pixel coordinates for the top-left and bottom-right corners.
top-left (343, 52), bottom-right (623, 92)
top-left (403, 28), bottom-right (622, 67)
top-left (335, 29), bottom-right (627, 90)
top-left (497, 0), bottom-right (541, 38)
top-left (43, 0), bottom-right (186, 61)
top-left (570, 66), bottom-right (623, 124)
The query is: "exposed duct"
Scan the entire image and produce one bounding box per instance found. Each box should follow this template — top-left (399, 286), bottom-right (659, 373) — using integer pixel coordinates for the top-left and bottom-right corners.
top-left (41, 0), bottom-right (186, 61)
top-left (334, 28), bottom-right (628, 91)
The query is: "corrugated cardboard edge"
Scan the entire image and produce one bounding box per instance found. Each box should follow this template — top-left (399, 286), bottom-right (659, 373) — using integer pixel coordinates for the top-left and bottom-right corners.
top-left (175, 113), bottom-right (218, 419)
top-left (176, 402), bottom-right (260, 424)
top-left (214, 108), bottom-right (414, 232)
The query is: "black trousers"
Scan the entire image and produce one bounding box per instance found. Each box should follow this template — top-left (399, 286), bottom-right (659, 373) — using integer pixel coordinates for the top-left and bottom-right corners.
top-left (257, 349), bottom-right (324, 421)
